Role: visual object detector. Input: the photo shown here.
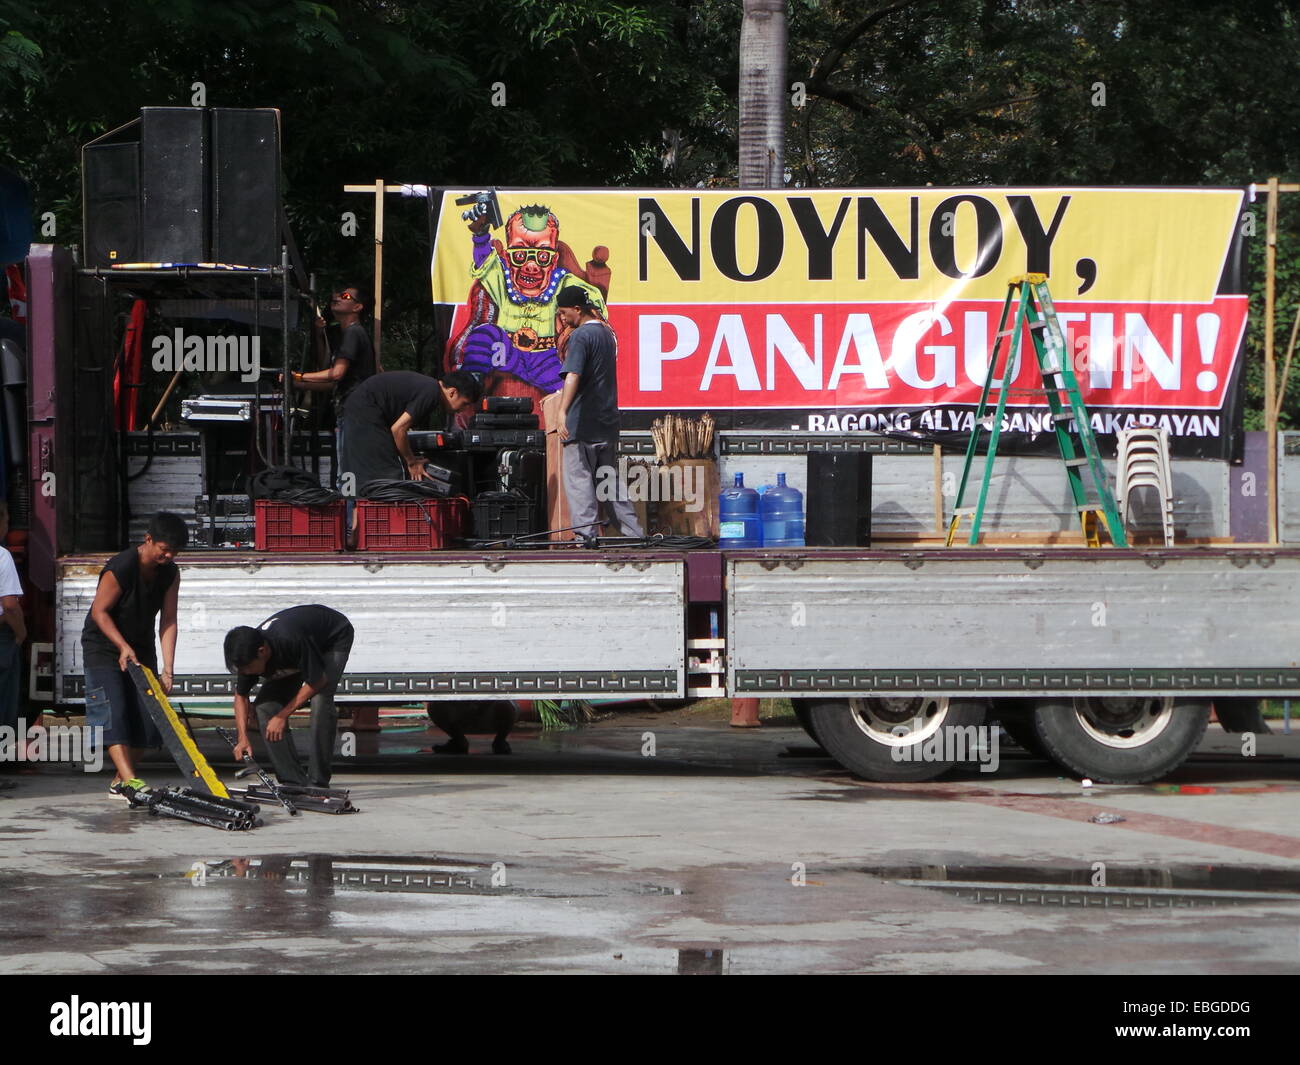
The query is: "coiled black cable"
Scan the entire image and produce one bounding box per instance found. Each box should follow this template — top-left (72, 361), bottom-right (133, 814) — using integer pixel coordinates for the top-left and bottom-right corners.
top-left (360, 478), bottom-right (457, 501)
top-left (274, 484), bottom-right (341, 504)
top-left (631, 534), bottom-right (716, 550)
top-left (250, 466), bottom-right (341, 504)
top-left (465, 530), bottom-right (718, 550)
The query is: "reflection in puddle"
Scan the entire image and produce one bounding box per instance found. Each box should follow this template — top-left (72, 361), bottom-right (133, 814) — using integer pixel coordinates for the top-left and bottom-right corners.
top-left (206, 856), bottom-right (488, 895)
top-left (190, 855), bottom-right (683, 900)
top-left (677, 948), bottom-right (726, 974)
top-left (863, 862), bottom-right (1300, 908)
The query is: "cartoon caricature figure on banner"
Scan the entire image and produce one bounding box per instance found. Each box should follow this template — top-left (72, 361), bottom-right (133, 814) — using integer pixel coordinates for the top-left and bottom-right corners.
top-left (433, 187), bottom-right (1251, 459)
top-left (445, 201), bottom-right (610, 416)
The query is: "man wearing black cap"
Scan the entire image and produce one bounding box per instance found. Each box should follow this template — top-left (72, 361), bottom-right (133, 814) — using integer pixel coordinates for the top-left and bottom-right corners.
top-left (555, 285), bottom-right (643, 539)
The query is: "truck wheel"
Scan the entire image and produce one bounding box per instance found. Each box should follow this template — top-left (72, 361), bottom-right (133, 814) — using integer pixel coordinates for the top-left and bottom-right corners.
top-left (1031, 697), bottom-right (1210, 784)
top-left (792, 702), bottom-right (827, 749)
top-left (1213, 697), bottom-right (1269, 734)
top-left (999, 717), bottom-right (1049, 760)
top-left (807, 696), bottom-right (988, 782)
top-left (992, 700), bottom-right (1049, 760)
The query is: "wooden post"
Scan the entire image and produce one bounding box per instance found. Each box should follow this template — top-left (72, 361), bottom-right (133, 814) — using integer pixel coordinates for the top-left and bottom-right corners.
top-left (1251, 180), bottom-right (1299, 542)
top-left (148, 370), bottom-right (184, 427)
top-left (1267, 177), bottom-right (1279, 544)
top-left (343, 181), bottom-right (415, 372)
top-left (1274, 302), bottom-right (1300, 421)
top-left (932, 444), bottom-right (944, 533)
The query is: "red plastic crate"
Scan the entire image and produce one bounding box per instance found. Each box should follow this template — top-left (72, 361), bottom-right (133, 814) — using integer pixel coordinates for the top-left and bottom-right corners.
top-left (255, 500), bottom-right (346, 552)
top-left (355, 498), bottom-right (468, 551)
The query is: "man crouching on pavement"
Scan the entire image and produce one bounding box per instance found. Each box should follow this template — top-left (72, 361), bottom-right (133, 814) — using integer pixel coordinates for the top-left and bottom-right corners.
top-left (223, 605), bottom-right (354, 787)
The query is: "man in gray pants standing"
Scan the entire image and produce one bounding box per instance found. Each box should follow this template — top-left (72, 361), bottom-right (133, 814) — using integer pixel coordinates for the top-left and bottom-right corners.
top-left (555, 285), bottom-right (644, 539)
top-left (224, 605), bottom-right (354, 787)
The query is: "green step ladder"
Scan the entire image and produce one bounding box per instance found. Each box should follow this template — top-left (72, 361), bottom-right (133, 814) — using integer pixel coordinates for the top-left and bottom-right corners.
top-left (946, 274), bottom-right (1127, 548)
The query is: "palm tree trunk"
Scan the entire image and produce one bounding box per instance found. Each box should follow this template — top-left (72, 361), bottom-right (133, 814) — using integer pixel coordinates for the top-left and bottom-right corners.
top-left (738, 0), bottom-right (788, 188)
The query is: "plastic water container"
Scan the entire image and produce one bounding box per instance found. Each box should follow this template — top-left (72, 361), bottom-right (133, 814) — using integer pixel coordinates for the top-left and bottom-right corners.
top-left (719, 473), bottom-right (762, 547)
top-left (760, 472), bottom-right (805, 547)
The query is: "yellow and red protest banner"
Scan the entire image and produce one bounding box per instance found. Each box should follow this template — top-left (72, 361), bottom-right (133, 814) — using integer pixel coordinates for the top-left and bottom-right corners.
top-left (431, 187), bottom-right (1249, 457)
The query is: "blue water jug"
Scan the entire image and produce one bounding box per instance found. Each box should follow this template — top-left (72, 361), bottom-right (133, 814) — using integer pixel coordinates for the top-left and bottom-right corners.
top-left (719, 473), bottom-right (762, 547)
top-left (760, 472), bottom-right (805, 547)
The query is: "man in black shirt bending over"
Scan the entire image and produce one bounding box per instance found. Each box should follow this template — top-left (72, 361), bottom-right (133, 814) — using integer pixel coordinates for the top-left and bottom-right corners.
top-left (339, 370), bottom-right (481, 495)
top-left (224, 605), bottom-right (355, 787)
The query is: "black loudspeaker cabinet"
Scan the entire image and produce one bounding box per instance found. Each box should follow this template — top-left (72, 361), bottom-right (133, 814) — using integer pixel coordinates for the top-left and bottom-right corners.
top-left (140, 107), bottom-right (210, 263)
top-left (211, 108), bottom-right (281, 266)
top-left (470, 412), bottom-right (540, 429)
top-left (805, 451), bottom-right (872, 547)
top-left (499, 448), bottom-right (547, 531)
top-left (82, 139), bottom-right (140, 267)
top-left (481, 396), bottom-right (534, 413)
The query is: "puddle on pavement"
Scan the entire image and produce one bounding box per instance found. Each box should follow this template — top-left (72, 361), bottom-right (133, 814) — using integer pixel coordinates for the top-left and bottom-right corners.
top-left (677, 948), bottom-right (726, 974)
top-left (863, 861), bottom-right (1300, 908)
top-left (180, 854), bottom-right (685, 900)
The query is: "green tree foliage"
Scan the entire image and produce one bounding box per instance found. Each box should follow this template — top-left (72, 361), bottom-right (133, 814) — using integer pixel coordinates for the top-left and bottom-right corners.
top-left (779, 0), bottom-right (1300, 427)
top-left (2, 0), bottom-right (1299, 418)
top-left (0, 0), bottom-right (733, 367)
top-left (785, 0), bottom-right (1300, 187)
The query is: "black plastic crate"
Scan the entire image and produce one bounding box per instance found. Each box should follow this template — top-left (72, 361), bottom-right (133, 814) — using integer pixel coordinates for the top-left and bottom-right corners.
top-left (472, 495), bottom-right (537, 540)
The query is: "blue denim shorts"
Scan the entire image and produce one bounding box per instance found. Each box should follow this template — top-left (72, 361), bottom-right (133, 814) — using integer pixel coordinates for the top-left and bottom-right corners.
top-left (83, 665), bottom-right (163, 749)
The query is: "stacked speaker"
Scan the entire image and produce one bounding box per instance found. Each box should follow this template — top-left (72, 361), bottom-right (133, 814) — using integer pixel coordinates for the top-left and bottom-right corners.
top-left (805, 452), bottom-right (872, 547)
top-left (82, 107), bottom-right (282, 269)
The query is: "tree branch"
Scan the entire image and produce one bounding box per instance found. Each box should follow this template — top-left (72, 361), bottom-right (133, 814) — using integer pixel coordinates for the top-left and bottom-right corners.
top-left (803, 77), bottom-right (872, 115)
top-left (810, 0), bottom-right (929, 84)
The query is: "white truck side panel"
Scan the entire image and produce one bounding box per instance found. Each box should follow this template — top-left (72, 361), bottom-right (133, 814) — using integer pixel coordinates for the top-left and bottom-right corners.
top-left (727, 553), bottom-right (1300, 697)
top-left (58, 555), bottom-right (686, 701)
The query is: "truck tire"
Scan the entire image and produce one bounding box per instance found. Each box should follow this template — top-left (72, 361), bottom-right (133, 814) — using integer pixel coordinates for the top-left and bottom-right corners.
top-left (999, 717), bottom-right (1049, 760)
top-left (992, 700), bottom-right (1049, 760)
top-left (1031, 697), bottom-right (1211, 784)
top-left (1213, 697), bottom-right (1269, 734)
top-left (807, 696), bottom-right (988, 782)
top-left (792, 702), bottom-right (827, 749)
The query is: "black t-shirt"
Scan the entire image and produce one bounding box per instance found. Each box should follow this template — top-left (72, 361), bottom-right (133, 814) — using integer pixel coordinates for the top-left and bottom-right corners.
top-left (331, 322), bottom-right (375, 405)
top-left (342, 371), bottom-right (446, 431)
top-left (235, 605), bottom-right (353, 697)
top-left (561, 321), bottom-right (622, 444)
top-left (81, 547), bottom-right (178, 670)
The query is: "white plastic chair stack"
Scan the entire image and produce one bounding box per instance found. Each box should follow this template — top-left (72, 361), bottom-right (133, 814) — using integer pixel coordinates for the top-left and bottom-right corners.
top-left (1116, 428), bottom-right (1175, 545)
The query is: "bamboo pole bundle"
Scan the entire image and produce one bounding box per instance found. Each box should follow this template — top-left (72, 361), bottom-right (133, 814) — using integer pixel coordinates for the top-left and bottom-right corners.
top-left (649, 412), bottom-right (716, 462)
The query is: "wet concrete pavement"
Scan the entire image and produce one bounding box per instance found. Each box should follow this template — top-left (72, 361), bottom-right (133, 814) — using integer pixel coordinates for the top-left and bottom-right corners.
top-left (2, 718), bottom-right (1299, 974)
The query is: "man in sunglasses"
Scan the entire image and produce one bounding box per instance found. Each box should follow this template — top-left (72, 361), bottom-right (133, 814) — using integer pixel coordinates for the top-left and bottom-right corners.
top-left (289, 284), bottom-right (378, 525)
top-left (292, 284), bottom-right (376, 405)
